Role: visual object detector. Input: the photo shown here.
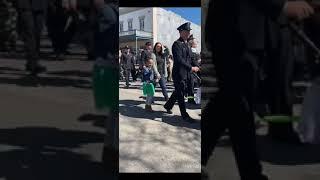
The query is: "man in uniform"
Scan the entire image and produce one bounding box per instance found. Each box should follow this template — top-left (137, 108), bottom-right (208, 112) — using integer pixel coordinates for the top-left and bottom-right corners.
top-left (16, 0), bottom-right (48, 75)
top-left (202, 0), bottom-right (315, 179)
top-left (164, 22), bottom-right (200, 123)
top-left (121, 46), bottom-right (135, 88)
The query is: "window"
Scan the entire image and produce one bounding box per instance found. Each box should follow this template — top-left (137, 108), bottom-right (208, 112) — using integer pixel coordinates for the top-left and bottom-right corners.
top-left (128, 19), bottom-right (133, 31)
top-left (139, 16), bottom-right (145, 31)
top-left (120, 21), bottom-right (124, 32)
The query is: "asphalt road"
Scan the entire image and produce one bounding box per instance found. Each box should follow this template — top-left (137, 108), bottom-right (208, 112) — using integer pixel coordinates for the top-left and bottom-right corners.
top-left (0, 54), bottom-right (111, 180)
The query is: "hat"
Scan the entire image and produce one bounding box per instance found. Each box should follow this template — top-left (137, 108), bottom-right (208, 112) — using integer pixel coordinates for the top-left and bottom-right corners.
top-left (177, 22), bottom-right (192, 31)
top-left (145, 42), bottom-right (152, 46)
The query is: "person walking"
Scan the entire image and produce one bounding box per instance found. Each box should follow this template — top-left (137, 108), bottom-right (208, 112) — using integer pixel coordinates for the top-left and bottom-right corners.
top-left (16, 0), bottom-right (48, 75)
top-left (142, 58), bottom-right (156, 111)
top-left (121, 46), bottom-right (135, 88)
top-left (202, 0), bottom-right (315, 179)
top-left (164, 22), bottom-right (200, 123)
top-left (151, 42), bottom-right (169, 101)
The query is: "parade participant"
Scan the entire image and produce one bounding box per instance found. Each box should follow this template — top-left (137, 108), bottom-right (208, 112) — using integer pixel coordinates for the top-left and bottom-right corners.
top-left (130, 50), bottom-right (138, 82)
top-left (47, 0), bottom-right (77, 61)
top-left (142, 58), bottom-right (156, 111)
top-left (202, 0), bottom-right (314, 179)
top-left (121, 46), bottom-right (135, 88)
top-left (164, 22), bottom-right (200, 123)
top-left (16, 0), bottom-right (48, 75)
top-left (151, 42), bottom-right (169, 101)
top-left (0, 0), bottom-right (17, 55)
top-left (186, 34), bottom-right (201, 104)
top-left (140, 42), bottom-right (153, 67)
top-left (92, 0), bottom-right (118, 175)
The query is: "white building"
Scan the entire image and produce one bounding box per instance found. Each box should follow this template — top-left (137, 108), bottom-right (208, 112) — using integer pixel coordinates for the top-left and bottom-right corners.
top-left (119, 8), bottom-right (201, 53)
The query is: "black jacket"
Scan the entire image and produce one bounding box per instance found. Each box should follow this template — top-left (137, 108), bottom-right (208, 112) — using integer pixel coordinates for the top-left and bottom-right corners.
top-left (121, 53), bottom-right (134, 70)
top-left (94, 3), bottom-right (118, 60)
top-left (172, 37), bottom-right (193, 81)
top-left (16, 0), bottom-right (48, 11)
top-left (206, 0), bottom-right (285, 55)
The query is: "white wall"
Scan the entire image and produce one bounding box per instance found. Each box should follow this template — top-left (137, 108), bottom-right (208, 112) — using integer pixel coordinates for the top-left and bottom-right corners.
top-left (119, 8), bottom-right (153, 32)
top-left (119, 7), bottom-right (202, 53)
top-left (155, 8), bottom-right (201, 53)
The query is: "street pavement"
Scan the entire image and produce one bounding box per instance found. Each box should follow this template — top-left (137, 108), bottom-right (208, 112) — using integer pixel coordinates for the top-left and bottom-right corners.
top-left (119, 80), bottom-right (201, 173)
top-left (0, 52), bottom-right (111, 180)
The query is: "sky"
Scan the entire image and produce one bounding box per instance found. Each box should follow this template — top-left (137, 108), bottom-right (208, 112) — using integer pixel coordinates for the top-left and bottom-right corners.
top-left (164, 8), bottom-right (201, 26)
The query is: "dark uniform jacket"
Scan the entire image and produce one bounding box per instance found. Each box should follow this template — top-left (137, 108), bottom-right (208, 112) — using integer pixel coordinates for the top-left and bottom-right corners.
top-left (172, 37), bottom-right (193, 81)
top-left (94, 3), bottom-right (118, 61)
top-left (206, 0), bottom-right (285, 56)
top-left (16, 0), bottom-right (48, 11)
top-left (121, 53), bottom-right (135, 70)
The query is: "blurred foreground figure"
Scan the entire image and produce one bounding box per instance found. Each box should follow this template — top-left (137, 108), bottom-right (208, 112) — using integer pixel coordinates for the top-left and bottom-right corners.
top-left (16, 0), bottom-right (48, 75)
top-left (297, 12), bottom-right (320, 145)
top-left (202, 0), bottom-right (314, 179)
top-left (0, 0), bottom-right (17, 54)
top-left (91, 0), bottom-right (118, 176)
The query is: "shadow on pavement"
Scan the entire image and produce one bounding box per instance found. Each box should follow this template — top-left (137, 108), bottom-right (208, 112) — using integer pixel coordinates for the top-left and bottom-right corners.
top-left (138, 96), bottom-right (201, 110)
top-left (257, 135), bottom-right (320, 165)
top-left (0, 127), bottom-right (115, 180)
top-left (47, 70), bottom-right (92, 78)
top-left (119, 99), bottom-right (200, 130)
top-left (78, 113), bottom-right (107, 129)
top-left (0, 76), bottom-right (92, 89)
top-left (119, 85), bottom-right (141, 90)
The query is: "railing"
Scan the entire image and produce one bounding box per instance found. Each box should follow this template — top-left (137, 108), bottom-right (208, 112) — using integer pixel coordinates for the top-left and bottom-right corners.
top-left (119, 29), bottom-right (153, 38)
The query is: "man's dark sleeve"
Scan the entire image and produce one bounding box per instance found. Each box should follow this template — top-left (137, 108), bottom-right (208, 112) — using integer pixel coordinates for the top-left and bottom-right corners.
top-left (140, 51), bottom-right (146, 64)
top-left (120, 54), bottom-right (124, 64)
top-left (249, 0), bottom-right (286, 20)
top-left (172, 42), bottom-right (192, 72)
top-left (100, 5), bottom-right (118, 31)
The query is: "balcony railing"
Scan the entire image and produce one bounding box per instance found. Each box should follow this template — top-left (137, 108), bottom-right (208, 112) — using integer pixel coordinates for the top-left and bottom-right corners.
top-left (119, 29), bottom-right (153, 38)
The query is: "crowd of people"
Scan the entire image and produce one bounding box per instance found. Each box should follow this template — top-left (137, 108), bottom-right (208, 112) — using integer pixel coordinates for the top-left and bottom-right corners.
top-left (0, 0), bottom-right (109, 74)
top-left (119, 23), bottom-right (201, 122)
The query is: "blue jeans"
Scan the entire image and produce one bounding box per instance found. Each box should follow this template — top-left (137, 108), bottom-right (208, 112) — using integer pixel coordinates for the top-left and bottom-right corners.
top-left (158, 76), bottom-right (168, 99)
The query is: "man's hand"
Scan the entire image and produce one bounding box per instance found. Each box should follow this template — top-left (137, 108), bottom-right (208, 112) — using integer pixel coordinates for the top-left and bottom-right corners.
top-left (284, 1), bottom-right (315, 20)
top-left (191, 66), bottom-right (200, 72)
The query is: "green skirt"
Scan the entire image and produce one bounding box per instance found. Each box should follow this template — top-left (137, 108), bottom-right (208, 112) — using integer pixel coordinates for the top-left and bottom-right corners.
top-left (143, 82), bottom-right (155, 96)
top-left (92, 65), bottom-right (118, 111)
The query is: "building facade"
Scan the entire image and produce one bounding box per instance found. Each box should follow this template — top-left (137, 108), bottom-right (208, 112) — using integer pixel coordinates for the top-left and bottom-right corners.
top-left (119, 7), bottom-right (201, 53)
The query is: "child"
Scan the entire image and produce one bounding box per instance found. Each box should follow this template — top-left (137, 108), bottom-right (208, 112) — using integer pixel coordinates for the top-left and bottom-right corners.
top-left (142, 58), bottom-right (156, 111)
